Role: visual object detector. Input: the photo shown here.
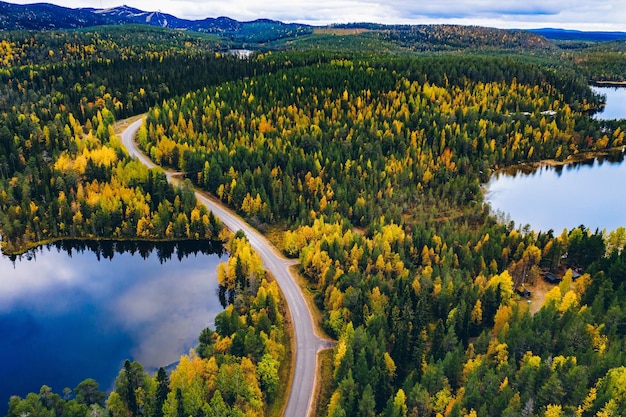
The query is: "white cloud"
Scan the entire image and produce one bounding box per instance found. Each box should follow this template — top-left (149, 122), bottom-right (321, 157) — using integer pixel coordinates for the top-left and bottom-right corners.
top-left (6, 0), bottom-right (626, 30)
top-left (111, 265), bottom-right (222, 369)
top-left (0, 249), bottom-right (85, 312)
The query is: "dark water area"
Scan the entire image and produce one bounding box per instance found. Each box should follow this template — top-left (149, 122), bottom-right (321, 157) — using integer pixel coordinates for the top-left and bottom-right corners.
top-left (0, 240), bottom-right (225, 412)
top-left (486, 150), bottom-right (626, 233)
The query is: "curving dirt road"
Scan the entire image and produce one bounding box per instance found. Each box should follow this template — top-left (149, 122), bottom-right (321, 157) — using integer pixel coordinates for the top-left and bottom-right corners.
top-left (120, 118), bottom-right (332, 417)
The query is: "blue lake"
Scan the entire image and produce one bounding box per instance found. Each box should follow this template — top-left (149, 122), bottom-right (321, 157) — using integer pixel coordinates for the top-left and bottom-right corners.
top-left (0, 241), bottom-right (225, 410)
top-left (486, 153), bottom-right (626, 233)
top-left (592, 86), bottom-right (626, 120)
top-left (486, 86), bottom-right (626, 233)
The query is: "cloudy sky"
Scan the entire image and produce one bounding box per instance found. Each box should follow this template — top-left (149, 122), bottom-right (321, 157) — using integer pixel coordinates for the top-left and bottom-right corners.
top-left (8, 0), bottom-right (626, 31)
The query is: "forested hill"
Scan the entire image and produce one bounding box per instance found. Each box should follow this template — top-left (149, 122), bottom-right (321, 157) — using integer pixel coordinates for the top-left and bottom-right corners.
top-left (327, 23), bottom-right (554, 51)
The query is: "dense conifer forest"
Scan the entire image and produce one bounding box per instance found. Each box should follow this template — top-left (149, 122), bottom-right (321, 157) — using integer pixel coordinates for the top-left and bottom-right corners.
top-left (2, 23), bottom-right (626, 417)
top-left (138, 54), bottom-right (626, 417)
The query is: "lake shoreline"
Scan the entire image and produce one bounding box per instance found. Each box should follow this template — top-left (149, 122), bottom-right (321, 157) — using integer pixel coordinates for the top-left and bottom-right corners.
top-left (1, 235), bottom-right (226, 258)
top-left (491, 146), bottom-right (626, 178)
top-left (484, 145), bottom-right (626, 234)
top-left (591, 80), bottom-right (626, 87)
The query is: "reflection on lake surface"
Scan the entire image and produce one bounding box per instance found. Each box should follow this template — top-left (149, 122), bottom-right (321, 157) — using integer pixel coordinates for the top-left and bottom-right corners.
top-left (592, 86), bottom-right (626, 120)
top-left (486, 152), bottom-right (626, 233)
top-left (0, 240), bottom-right (224, 409)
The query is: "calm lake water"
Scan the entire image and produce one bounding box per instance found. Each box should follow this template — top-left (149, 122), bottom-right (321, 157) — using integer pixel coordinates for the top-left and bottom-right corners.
top-left (592, 86), bottom-right (626, 120)
top-left (486, 153), bottom-right (626, 233)
top-left (0, 240), bottom-right (224, 410)
top-left (486, 86), bottom-right (626, 233)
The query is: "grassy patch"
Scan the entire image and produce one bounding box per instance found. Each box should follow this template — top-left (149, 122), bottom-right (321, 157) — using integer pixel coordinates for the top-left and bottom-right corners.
top-left (313, 349), bottom-right (335, 417)
top-left (112, 114), bottom-right (145, 136)
top-left (290, 265), bottom-right (333, 340)
top-left (264, 222), bottom-right (289, 253)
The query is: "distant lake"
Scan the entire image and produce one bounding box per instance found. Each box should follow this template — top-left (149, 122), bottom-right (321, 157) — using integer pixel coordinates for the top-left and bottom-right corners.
top-left (485, 153), bottom-right (626, 233)
top-left (0, 240), bottom-right (225, 411)
top-left (592, 86), bottom-right (626, 120)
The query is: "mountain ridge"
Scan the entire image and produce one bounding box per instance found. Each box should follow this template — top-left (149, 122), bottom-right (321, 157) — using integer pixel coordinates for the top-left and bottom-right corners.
top-left (0, 1), bottom-right (313, 42)
top-left (2, 1), bottom-right (625, 46)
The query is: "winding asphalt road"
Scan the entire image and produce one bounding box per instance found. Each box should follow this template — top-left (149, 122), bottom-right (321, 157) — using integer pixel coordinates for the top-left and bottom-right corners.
top-left (121, 118), bottom-right (333, 417)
